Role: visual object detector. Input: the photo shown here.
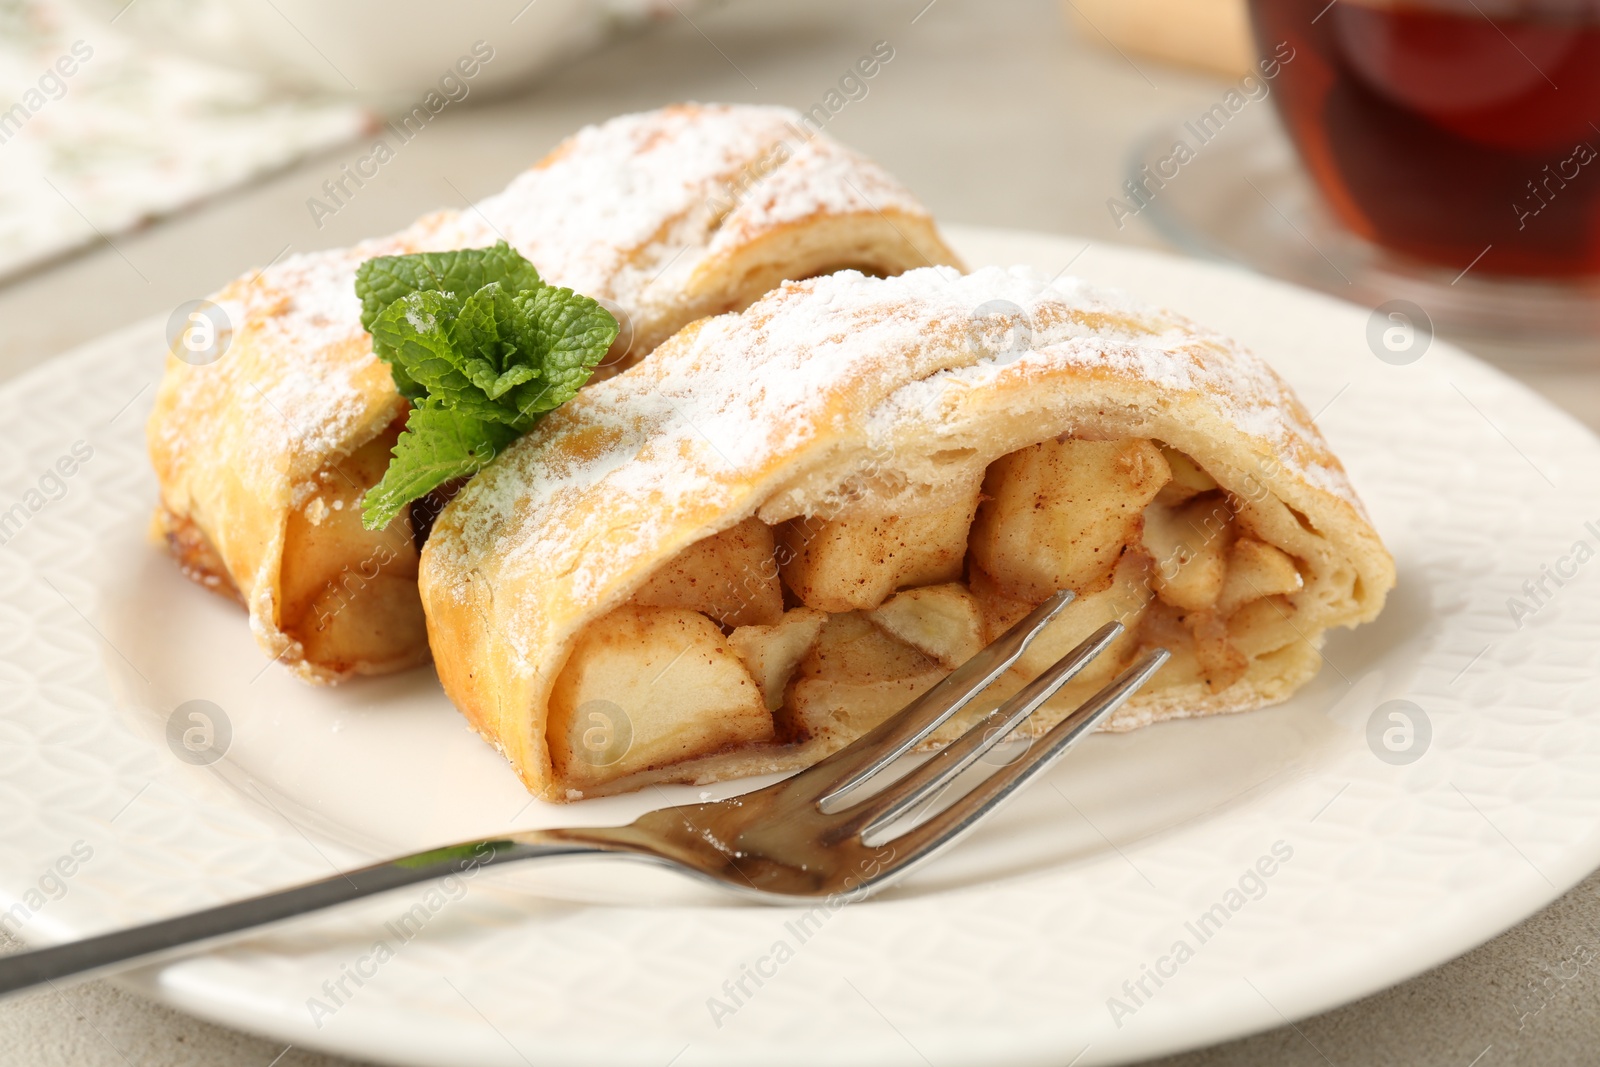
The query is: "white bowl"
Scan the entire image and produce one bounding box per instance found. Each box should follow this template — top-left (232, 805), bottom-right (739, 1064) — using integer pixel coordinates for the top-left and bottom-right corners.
top-left (74, 0), bottom-right (611, 106)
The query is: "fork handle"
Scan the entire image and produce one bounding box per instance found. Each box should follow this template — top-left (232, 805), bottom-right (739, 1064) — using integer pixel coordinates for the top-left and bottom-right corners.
top-left (0, 835), bottom-right (603, 999)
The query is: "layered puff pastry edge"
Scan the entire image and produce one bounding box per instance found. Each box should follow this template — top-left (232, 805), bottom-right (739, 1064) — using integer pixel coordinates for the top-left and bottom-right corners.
top-left (418, 266), bottom-right (1396, 801)
top-left (146, 103), bottom-right (960, 683)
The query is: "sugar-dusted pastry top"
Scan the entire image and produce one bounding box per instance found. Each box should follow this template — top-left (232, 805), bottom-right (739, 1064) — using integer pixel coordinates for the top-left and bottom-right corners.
top-left (151, 102), bottom-right (946, 497)
top-left (432, 264), bottom-right (1368, 636)
top-left (420, 264), bottom-right (1394, 798)
top-left (469, 103), bottom-right (937, 335)
top-left (146, 102), bottom-right (957, 682)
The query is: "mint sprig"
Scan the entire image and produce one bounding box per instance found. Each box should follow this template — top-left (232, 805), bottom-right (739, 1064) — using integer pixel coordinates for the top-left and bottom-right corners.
top-left (354, 242), bottom-right (617, 530)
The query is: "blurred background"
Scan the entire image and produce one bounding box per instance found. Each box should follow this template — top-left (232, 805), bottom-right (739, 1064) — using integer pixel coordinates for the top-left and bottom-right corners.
top-left (4, 0), bottom-right (1600, 1063)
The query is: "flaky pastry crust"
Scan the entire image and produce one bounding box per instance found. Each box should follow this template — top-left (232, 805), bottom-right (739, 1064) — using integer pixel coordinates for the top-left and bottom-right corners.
top-left (146, 104), bottom-right (960, 682)
top-left (420, 266), bottom-right (1395, 800)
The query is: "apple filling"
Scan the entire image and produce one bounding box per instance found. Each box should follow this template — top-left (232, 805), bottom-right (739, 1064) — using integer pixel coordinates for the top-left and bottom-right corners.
top-left (278, 421), bottom-right (428, 675)
top-left (547, 436), bottom-right (1309, 786)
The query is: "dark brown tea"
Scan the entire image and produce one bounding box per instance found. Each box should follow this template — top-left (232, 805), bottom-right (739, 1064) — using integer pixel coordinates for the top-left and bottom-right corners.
top-left (1251, 0), bottom-right (1600, 277)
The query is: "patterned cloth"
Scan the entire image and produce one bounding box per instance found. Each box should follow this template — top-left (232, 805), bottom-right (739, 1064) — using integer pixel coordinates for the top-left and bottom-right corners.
top-left (0, 0), bottom-right (374, 281)
top-left (0, 0), bottom-right (707, 283)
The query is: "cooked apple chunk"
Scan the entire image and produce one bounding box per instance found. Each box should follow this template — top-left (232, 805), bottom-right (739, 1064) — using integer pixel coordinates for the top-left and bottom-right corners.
top-left (1217, 538), bottom-right (1304, 616)
top-left (729, 607), bottom-right (827, 711)
top-left (1227, 596), bottom-right (1299, 658)
top-left (294, 573), bottom-right (428, 672)
top-left (631, 517), bottom-right (782, 627)
top-left (280, 422), bottom-right (425, 671)
top-left (548, 605), bottom-right (772, 788)
top-left (1187, 610), bottom-right (1249, 693)
top-left (777, 490), bottom-right (979, 612)
top-left (1142, 493), bottom-right (1236, 612)
top-left (970, 438), bottom-right (1170, 601)
top-left (1012, 550), bottom-right (1154, 688)
top-left (1154, 444), bottom-right (1219, 507)
top-left (968, 564), bottom-right (1035, 643)
top-left (783, 613), bottom-right (944, 741)
top-left (794, 611), bottom-right (935, 682)
top-left (866, 583), bottom-right (984, 669)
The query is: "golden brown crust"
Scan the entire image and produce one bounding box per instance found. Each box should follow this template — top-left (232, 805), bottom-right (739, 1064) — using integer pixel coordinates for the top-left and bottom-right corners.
top-left (419, 266), bottom-right (1396, 800)
top-left (145, 104), bottom-right (959, 683)
top-left (150, 505), bottom-right (242, 607)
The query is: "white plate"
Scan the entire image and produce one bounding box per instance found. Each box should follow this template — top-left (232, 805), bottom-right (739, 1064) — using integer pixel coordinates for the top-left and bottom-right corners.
top-left (2, 226), bottom-right (1597, 1067)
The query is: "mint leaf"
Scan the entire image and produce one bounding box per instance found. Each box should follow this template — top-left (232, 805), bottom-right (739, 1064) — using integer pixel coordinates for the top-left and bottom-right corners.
top-left (451, 283), bottom-right (540, 401)
top-left (360, 400), bottom-right (519, 530)
top-left (506, 286), bottom-right (618, 420)
top-left (371, 291), bottom-right (510, 424)
top-left (356, 243), bottom-right (618, 530)
top-left (355, 241), bottom-right (543, 335)
top-left (356, 241), bottom-right (546, 400)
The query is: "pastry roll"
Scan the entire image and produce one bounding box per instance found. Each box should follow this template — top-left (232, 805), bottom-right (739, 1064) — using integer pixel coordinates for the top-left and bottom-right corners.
top-left (419, 266), bottom-right (1395, 801)
top-left (146, 104), bottom-right (960, 683)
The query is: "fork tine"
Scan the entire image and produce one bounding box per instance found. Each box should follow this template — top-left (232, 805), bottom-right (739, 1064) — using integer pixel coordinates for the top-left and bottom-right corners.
top-left (873, 647), bottom-right (1170, 861)
top-left (836, 621), bottom-right (1124, 840)
top-left (806, 589), bottom-right (1076, 809)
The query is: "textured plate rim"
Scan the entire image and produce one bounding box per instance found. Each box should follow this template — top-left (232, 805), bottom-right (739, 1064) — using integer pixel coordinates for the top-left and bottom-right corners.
top-left (0, 225), bottom-right (1595, 1066)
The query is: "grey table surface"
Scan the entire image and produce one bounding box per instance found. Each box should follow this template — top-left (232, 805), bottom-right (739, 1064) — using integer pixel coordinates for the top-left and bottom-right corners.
top-left (3, 1), bottom-right (1600, 1064)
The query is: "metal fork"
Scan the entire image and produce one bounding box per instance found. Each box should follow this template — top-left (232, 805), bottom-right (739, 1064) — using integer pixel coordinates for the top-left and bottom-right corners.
top-left (0, 590), bottom-right (1167, 998)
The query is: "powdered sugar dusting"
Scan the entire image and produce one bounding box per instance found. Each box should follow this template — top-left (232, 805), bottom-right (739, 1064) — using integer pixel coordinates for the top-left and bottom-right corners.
top-left (710, 135), bottom-right (928, 253)
top-left (155, 103), bottom-right (940, 487)
top-left (431, 265), bottom-right (1365, 664)
top-left (462, 103), bottom-right (932, 329)
top-left (152, 227), bottom-right (425, 483)
top-left (469, 104), bottom-right (801, 295)
top-left (866, 274), bottom-right (1351, 502)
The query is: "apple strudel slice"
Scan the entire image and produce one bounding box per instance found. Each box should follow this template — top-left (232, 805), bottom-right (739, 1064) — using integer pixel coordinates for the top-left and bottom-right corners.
top-left (418, 266), bottom-right (1395, 801)
top-left (146, 103), bottom-right (960, 683)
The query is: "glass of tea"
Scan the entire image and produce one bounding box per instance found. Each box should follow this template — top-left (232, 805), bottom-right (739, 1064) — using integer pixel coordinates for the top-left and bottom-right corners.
top-left (1249, 0), bottom-right (1600, 278)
